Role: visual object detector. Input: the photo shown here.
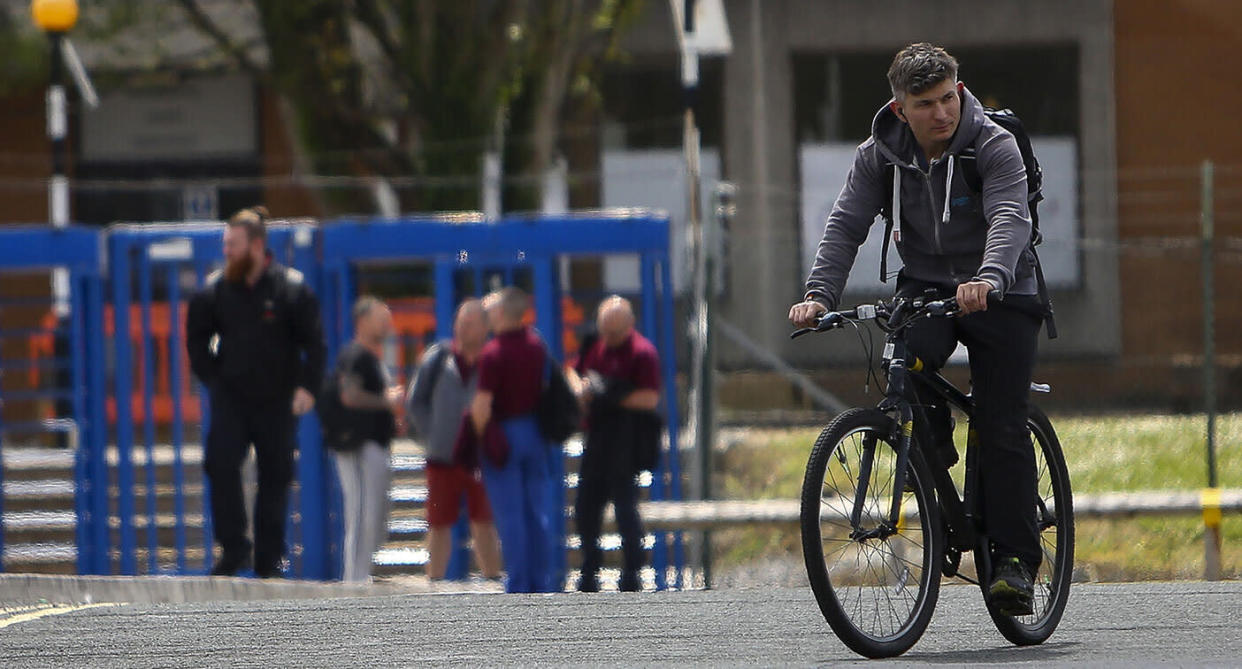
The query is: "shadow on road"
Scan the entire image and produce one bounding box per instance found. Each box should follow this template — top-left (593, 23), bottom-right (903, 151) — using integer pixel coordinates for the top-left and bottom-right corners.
top-left (893, 641), bottom-right (1083, 664)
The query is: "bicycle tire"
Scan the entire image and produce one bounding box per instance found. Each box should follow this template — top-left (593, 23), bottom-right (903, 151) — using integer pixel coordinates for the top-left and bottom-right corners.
top-left (801, 408), bottom-right (942, 658)
top-left (985, 406), bottom-right (1074, 645)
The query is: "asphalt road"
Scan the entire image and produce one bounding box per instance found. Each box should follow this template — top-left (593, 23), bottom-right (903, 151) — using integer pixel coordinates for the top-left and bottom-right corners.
top-left (2, 582), bottom-right (1240, 667)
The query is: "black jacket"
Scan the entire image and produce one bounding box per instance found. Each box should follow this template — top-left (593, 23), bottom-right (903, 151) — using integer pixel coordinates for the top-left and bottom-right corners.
top-left (186, 258), bottom-right (326, 404)
top-left (585, 376), bottom-right (663, 474)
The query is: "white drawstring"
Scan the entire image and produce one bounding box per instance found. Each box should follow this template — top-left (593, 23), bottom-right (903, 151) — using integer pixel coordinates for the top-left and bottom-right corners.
top-left (891, 165), bottom-right (902, 237)
top-left (941, 155), bottom-right (955, 224)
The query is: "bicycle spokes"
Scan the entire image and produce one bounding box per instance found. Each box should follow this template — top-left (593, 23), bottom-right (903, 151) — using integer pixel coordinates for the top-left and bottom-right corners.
top-left (808, 418), bottom-right (936, 647)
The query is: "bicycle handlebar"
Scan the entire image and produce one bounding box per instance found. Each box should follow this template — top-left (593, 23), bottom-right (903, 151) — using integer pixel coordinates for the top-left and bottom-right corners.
top-left (789, 296), bottom-right (961, 340)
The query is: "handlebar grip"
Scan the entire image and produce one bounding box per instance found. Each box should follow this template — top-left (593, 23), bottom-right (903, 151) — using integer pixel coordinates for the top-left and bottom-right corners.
top-left (790, 311), bottom-right (843, 339)
top-left (926, 298), bottom-right (957, 317)
top-left (818, 312), bottom-right (844, 330)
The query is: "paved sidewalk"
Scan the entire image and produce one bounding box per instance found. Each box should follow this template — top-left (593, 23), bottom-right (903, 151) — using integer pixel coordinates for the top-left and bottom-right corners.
top-left (0, 572), bottom-right (503, 606)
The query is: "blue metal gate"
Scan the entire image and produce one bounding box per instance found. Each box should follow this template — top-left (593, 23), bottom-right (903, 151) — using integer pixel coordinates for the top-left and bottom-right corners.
top-left (3, 214), bottom-right (682, 584)
top-left (102, 222), bottom-right (328, 577)
top-left (320, 213), bottom-right (684, 588)
top-left (0, 226), bottom-right (105, 574)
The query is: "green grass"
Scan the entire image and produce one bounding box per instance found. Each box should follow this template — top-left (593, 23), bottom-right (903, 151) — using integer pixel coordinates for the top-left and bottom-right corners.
top-left (715, 412), bottom-right (1242, 580)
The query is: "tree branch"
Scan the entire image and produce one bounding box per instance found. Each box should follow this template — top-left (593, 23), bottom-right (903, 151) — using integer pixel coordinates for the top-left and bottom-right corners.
top-left (476, 0), bottom-right (529, 104)
top-left (352, 0), bottom-right (401, 61)
top-left (353, 0), bottom-right (419, 100)
top-left (174, 0), bottom-right (268, 79)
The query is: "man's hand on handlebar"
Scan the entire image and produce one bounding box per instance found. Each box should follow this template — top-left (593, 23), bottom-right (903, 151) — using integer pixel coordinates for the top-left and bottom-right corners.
top-left (956, 280), bottom-right (992, 315)
top-left (789, 300), bottom-right (828, 328)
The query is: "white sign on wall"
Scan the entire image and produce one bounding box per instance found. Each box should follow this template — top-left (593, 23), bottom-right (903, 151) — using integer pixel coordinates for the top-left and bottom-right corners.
top-left (82, 74), bottom-right (257, 161)
top-left (601, 148), bottom-right (721, 293)
top-left (799, 136), bottom-right (1080, 295)
top-left (181, 184), bottom-right (219, 222)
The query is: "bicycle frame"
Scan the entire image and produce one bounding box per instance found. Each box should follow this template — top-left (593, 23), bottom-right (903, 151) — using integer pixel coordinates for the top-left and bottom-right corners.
top-left (795, 295), bottom-right (1072, 651)
top-left (846, 313), bottom-right (983, 553)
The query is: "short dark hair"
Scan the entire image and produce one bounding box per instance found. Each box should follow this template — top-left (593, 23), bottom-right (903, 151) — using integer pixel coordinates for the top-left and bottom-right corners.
top-left (485, 287), bottom-right (528, 324)
top-left (227, 206), bottom-right (269, 242)
top-left (887, 43), bottom-right (958, 101)
top-left (353, 295), bottom-right (385, 322)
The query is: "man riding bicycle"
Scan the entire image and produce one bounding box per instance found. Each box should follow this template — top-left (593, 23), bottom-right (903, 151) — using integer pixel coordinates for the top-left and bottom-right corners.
top-left (789, 43), bottom-right (1045, 615)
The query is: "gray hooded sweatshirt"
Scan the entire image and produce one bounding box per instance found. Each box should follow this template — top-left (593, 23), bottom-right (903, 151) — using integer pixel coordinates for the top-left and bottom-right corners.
top-left (805, 86), bottom-right (1037, 310)
top-left (406, 341), bottom-right (477, 465)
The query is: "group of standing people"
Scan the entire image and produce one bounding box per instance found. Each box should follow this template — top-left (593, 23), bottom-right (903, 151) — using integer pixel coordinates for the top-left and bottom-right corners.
top-left (187, 207), bottom-right (663, 591)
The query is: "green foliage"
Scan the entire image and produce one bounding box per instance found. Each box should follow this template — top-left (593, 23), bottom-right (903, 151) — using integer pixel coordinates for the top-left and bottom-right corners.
top-left (170, 0), bottom-right (645, 214)
top-left (715, 413), bottom-right (1242, 580)
top-left (0, 14), bottom-right (49, 95)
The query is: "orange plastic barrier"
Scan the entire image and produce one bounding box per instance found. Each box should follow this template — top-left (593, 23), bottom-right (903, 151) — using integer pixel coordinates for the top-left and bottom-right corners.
top-left (26, 296), bottom-right (587, 426)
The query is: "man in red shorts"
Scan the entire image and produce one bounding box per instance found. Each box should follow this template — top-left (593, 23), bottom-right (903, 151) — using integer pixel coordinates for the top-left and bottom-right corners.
top-left (407, 299), bottom-right (501, 581)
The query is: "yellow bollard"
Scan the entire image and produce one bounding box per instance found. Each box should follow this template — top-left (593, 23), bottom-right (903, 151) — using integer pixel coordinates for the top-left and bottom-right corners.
top-left (1202, 488), bottom-right (1222, 581)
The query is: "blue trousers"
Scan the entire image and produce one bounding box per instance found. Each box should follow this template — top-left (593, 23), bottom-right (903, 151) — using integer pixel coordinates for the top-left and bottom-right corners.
top-left (482, 416), bottom-right (556, 593)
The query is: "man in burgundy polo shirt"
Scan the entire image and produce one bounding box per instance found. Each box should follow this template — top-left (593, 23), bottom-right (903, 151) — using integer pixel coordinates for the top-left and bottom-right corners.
top-left (469, 287), bottom-right (556, 593)
top-left (570, 296), bottom-right (661, 592)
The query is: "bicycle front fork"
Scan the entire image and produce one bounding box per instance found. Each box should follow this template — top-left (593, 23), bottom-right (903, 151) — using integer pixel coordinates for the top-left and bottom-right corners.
top-left (848, 405), bottom-right (915, 541)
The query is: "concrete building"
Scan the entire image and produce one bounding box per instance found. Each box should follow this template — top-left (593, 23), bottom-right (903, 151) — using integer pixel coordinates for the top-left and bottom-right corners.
top-left (613, 0), bottom-right (1238, 410)
top-left (1, 0), bottom-right (1237, 410)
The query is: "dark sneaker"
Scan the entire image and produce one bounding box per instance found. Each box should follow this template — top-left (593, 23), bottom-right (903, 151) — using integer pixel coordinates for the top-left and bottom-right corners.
top-left (254, 557), bottom-right (288, 579)
top-left (254, 564), bottom-right (283, 579)
top-left (210, 552), bottom-right (252, 577)
top-left (577, 573), bottom-right (600, 593)
top-left (618, 571), bottom-right (642, 592)
top-left (989, 557), bottom-right (1034, 616)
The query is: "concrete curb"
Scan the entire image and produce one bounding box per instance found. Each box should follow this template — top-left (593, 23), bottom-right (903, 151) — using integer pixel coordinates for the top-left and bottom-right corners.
top-left (0, 574), bottom-right (406, 606)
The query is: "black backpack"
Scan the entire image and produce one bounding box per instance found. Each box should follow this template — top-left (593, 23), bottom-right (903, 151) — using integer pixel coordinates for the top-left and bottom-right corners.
top-left (879, 107), bottom-right (1057, 339)
top-left (535, 342), bottom-right (582, 444)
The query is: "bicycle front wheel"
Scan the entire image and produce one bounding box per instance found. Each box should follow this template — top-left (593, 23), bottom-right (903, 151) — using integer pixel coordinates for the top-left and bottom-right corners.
top-left (800, 408), bottom-right (942, 659)
top-left (986, 406), bottom-right (1075, 645)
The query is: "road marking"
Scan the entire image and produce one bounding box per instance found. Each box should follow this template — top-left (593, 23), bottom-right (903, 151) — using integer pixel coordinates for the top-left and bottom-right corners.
top-left (0, 603), bottom-right (118, 630)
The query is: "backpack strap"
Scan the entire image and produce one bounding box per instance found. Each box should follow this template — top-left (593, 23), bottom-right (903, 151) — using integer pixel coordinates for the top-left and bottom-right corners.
top-left (410, 341), bottom-right (452, 408)
top-left (425, 341), bottom-right (451, 392)
top-left (879, 163), bottom-right (900, 283)
top-left (1030, 246), bottom-right (1058, 340)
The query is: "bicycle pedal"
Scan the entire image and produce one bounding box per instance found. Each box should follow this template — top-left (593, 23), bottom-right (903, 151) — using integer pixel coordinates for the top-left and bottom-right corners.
top-left (988, 580), bottom-right (1034, 616)
top-left (990, 594), bottom-right (1034, 617)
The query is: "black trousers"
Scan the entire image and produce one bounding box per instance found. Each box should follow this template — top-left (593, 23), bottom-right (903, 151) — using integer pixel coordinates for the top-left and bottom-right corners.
top-left (899, 280), bottom-right (1043, 568)
top-left (205, 391), bottom-right (297, 571)
top-left (575, 436), bottom-right (645, 577)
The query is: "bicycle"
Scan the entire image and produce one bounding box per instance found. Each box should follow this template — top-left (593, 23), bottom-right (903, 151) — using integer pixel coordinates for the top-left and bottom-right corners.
top-left (791, 294), bottom-right (1074, 658)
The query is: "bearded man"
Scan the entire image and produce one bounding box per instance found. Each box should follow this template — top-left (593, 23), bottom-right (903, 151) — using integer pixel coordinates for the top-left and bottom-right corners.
top-left (186, 206), bottom-right (326, 577)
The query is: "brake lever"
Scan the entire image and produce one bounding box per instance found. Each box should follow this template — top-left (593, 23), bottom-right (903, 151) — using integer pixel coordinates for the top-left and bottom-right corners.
top-left (926, 298), bottom-right (960, 318)
top-left (790, 312), bottom-right (843, 339)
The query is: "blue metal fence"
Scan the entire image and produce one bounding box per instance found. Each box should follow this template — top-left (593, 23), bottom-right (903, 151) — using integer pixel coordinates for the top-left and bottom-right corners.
top-left (105, 222), bottom-right (322, 577)
top-left (320, 213), bottom-right (683, 588)
top-left (0, 226), bottom-right (105, 574)
top-left (0, 212), bottom-right (683, 585)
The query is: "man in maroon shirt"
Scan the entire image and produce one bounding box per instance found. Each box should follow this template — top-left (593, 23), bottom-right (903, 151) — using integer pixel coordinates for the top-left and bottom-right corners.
top-left (570, 296), bottom-right (661, 592)
top-left (469, 287), bottom-right (556, 593)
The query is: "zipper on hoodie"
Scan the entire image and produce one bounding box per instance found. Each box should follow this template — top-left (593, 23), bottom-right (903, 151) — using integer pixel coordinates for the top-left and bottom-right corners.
top-left (919, 165), bottom-right (944, 255)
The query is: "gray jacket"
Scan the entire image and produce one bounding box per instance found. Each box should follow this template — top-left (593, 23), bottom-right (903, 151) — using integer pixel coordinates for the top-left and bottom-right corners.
top-left (406, 342), bottom-right (476, 465)
top-left (805, 86), bottom-right (1036, 310)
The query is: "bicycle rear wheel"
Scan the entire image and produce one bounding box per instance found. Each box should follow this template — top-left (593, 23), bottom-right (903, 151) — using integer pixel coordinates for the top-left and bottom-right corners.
top-left (986, 406), bottom-right (1074, 645)
top-left (800, 408), bottom-right (942, 659)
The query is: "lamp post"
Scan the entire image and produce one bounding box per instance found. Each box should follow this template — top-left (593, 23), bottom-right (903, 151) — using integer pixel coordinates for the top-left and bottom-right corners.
top-left (32, 0), bottom-right (79, 451)
top-left (32, 0), bottom-right (78, 233)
